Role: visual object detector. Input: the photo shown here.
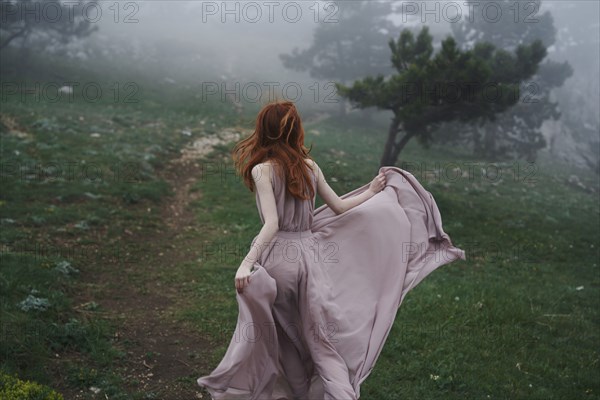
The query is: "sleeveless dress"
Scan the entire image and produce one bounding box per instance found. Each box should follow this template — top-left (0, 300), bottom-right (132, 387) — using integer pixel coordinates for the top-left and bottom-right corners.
top-left (197, 163), bottom-right (466, 400)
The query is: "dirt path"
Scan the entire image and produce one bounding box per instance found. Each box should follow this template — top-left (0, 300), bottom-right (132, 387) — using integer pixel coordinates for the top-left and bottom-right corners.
top-left (57, 127), bottom-right (249, 399)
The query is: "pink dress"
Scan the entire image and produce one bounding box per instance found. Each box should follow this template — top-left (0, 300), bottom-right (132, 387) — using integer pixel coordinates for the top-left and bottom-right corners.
top-left (197, 165), bottom-right (466, 399)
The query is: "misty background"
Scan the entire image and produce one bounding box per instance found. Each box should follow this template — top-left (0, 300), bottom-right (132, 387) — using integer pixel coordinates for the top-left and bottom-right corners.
top-left (2, 0), bottom-right (599, 172)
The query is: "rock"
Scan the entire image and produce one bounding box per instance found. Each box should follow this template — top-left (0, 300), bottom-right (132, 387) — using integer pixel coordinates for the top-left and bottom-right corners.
top-left (566, 174), bottom-right (589, 192)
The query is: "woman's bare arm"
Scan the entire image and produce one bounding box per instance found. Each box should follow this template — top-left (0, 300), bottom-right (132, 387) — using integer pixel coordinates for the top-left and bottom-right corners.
top-left (310, 160), bottom-right (385, 215)
top-left (235, 162), bottom-right (279, 293)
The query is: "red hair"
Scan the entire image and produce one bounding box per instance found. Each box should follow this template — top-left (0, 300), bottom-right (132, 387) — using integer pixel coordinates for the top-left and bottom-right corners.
top-left (232, 99), bottom-right (315, 200)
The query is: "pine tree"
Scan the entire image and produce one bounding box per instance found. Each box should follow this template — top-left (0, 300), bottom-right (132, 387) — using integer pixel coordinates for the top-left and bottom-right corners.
top-left (336, 26), bottom-right (547, 169)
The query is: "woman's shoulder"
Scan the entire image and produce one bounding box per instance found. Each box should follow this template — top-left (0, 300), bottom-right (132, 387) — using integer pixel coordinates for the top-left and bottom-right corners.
top-left (251, 162), bottom-right (276, 182)
top-left (305, 159), bottom-right (320, 179)
top-left (258, 160), bottom-right (277, 176)
top-left (303, 158), bottom-right (318, 170)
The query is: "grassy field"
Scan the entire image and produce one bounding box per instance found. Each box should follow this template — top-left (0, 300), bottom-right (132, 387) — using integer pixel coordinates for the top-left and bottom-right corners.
top-left (0, 51), bottom-right (244, 398)
top-left (1, 52), bottom-right (599, 398)
top-left (180, 115), bottom-right (599, 399)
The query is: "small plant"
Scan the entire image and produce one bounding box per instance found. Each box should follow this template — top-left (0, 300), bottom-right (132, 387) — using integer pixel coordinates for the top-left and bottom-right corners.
top-left (53, 260), bottom-right (79, 276)
top-left (74, 220), bottom-right (90, 230)
top-left (48, 318), bottom-right (89, 352)
top-left (18, 289), bottom-right (50, 312)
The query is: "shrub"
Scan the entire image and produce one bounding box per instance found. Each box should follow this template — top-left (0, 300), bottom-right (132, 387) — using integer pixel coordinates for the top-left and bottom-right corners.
top-left (0, 372), bottom-right (64, 400)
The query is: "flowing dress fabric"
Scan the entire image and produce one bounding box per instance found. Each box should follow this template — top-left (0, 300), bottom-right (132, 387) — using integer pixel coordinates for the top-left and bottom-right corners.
top-left (197, 165), bottom-right (466, 399)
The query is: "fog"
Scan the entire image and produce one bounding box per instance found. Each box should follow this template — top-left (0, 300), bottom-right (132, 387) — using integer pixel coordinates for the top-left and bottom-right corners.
top-left (78, 1), bottom-right (598, 83)
top-left (4, 0), bottom-right (599, 169)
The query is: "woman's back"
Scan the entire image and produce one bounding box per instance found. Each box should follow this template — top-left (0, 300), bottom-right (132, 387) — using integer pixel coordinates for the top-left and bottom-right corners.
top-left (255, 159), bottom-right (317, 233)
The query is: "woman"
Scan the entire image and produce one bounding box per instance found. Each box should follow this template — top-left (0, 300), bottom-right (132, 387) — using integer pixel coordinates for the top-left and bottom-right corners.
top-left (197, 99), bottom-right (466, 399)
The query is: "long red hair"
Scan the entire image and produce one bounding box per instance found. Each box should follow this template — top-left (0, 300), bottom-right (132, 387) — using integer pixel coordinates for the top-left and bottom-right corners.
top-left (232, 99), bottom-right (315, 200)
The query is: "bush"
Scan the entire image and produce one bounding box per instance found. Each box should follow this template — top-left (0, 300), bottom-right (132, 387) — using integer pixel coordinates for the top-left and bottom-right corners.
top-left (0, 372), bottom-right (64, 400)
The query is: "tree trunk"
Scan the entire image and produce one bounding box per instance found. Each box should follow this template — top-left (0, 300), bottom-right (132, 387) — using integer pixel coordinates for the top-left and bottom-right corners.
top-left (336, 39), bottom-right (347, 118)
top-left (379, 115), bottom-right (400, 168)
top-left (339, 97), bottom-right (347, 117)
top-left (388, 130), bottom-right (415, 168)
top-left (549, 133), bottom-right (556, 155)
top-left (379, 115), bottom-right (415, 170)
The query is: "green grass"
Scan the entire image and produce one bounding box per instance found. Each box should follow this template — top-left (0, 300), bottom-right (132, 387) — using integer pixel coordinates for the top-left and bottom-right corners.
top-left (178, 113), bottom-right (599, 399)
top-left (0, 51), bottom-right (243, 398)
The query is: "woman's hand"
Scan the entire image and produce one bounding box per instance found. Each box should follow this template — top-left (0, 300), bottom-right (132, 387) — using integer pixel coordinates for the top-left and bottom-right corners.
top-left (235, 261), bottom-right (254, 294)
top-left (368, 171), bottom-right (386, 194)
